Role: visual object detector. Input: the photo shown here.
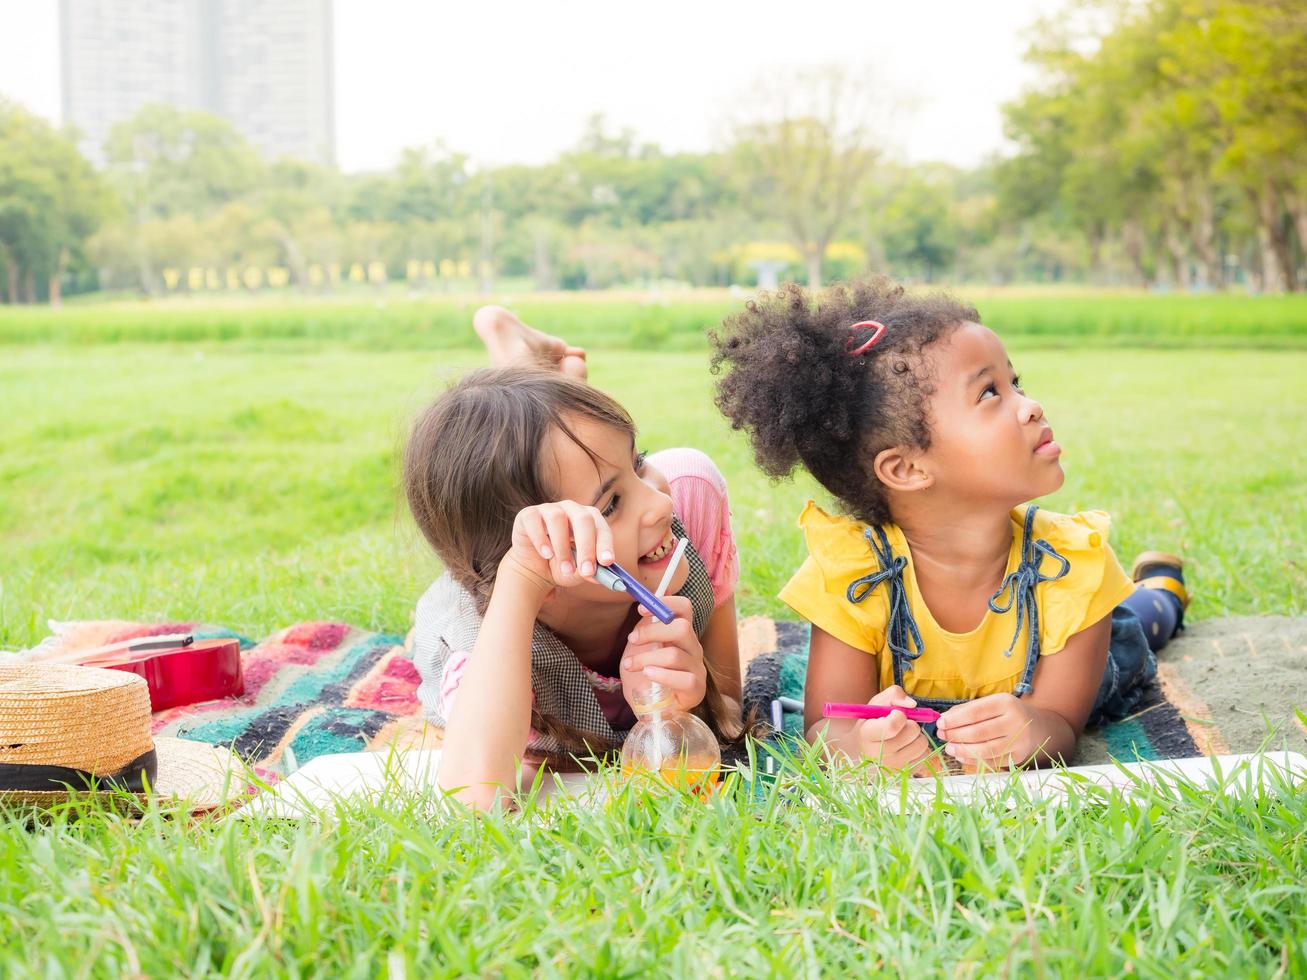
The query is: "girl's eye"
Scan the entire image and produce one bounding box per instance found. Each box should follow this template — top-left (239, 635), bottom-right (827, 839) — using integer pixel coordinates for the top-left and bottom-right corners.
top-left (1012, 376), bottom-right (1024, 394)
top-left (979, 384), bottom-right (997, 401)
top-left (602, 452), bottom-right (646, 518)
top-left (601, 494), bottom-right (620, 519)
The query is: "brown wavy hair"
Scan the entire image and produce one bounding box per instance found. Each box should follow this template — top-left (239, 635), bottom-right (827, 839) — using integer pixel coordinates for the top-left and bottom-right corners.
top-left (403, 367), bottom-right (742, 765)
top-left (710, 277), bottom-right (979, 526)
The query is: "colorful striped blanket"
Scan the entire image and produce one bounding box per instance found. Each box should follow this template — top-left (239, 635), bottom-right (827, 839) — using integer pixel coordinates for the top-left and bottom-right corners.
top-left (15, 620), bottom-right (433, 772)
top-left (19, 613), bottom-right (1303, 773)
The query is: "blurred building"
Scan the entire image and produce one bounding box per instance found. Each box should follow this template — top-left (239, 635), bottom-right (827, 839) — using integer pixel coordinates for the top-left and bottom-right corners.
top-left (60, 0), bottom-right (335, 167)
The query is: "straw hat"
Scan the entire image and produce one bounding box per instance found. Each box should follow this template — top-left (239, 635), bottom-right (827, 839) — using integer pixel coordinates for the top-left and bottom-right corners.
top-left (0, 663), bottom-right (244, 812)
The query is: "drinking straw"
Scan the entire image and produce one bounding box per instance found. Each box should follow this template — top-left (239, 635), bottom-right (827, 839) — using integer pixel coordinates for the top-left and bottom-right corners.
top-left (654, 537), bottom-right (689, 598)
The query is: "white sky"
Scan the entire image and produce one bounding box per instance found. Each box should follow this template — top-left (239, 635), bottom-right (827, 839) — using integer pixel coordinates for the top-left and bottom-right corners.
top-left (0, 0), bottom-right (1062, 172)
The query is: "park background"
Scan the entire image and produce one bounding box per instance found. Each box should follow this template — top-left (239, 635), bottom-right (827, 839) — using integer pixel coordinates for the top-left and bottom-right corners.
top-left (1, 1), bottom-right (1306, 974)
top-left (2, 0), bottom-right (1306, 298)
top-left (2, 0), bottom-right (1304, 651)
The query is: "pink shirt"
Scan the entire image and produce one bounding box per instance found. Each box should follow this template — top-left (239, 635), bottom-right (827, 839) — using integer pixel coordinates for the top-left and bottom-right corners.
top-left (427, 446), bottom-right (738, 734)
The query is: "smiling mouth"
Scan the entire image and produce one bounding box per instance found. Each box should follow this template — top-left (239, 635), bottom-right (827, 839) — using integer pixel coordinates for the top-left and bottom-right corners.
top-left (640, 528), bottom-right (676, 562)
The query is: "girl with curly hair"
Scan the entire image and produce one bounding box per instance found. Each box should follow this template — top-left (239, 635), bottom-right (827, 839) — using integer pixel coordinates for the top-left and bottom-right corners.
top-left (711, 279), bottom-right (1188, 771)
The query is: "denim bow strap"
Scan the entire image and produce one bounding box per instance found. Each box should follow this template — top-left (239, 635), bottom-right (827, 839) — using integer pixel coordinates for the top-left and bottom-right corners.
top-left (987, 505), bottom-right (1070, 694)
top-left (843, 507), bottom-right (1072, 698)
top-left (846, 526), bottom-right (924, 689)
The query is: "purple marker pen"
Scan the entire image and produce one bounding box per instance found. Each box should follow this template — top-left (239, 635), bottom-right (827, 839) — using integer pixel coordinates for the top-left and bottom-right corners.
top-left (593, 561), bottom-right (676, 624)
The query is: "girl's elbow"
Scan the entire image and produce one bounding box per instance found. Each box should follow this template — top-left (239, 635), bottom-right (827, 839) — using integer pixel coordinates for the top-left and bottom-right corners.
top-left (440, 772), bottom-right (509, 811)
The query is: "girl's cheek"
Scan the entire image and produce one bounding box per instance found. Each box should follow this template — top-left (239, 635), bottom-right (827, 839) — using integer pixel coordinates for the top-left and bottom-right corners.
top-left (613, 515), bottom-right (643, 566)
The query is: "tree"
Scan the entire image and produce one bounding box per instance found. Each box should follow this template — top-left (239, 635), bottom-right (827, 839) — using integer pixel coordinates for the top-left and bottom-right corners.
top-left (1000, 2), bottom-right (1172, 286)
top-left (1161, 0), bottom-right (1307, 291)
top-left (870, 166), bottom-right (960, 282)
top-left (0, 100), bottom-right (115, 304)
top-left (249, 158), bottom-right (344, 285)
top-left (104, 104), bottom-right (264, 219)
top-left (103, 105), bottom-right (263, 293)
top-left (726, 65), bottom-right (898, 287)
top-left (999, 0), bottom-right (1306, 291)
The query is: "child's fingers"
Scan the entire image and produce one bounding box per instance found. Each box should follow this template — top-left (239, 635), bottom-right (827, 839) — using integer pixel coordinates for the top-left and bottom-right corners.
top-left (944, 721), bottom-right (1029, 763)
top-left (622, 645), bottom-right (702, 678)
top-left (566, 504), bottom-right (599, 578)
top-left (869, 685), bottom-right (917, 708)
top-left (936, 694), bottom-right (1013, 736)
top-left (882, 718), bottom-right (924, 755)
top-left (938, 715), bottom-right (1018, 745)
top-left (944, 737), bottom-right (1017, 765)
top-left (864, 720), bottom-right (924, 767)
top-left (590, 511), bottom-right (615, 567)
top-left (627, 608), bottom-right (696, 649)
top-left (889, 730), bottom-right (932, 768)
top-left (539, 508), bottom-right (577, 582)
top-left (516, 511), bottom-right (554, 560)
top-left (858, 711), bottom-right (908, 746)
top-left (539, 332), bottom-right (567, 358)
top-left (639, 665), bottom-right (701, 692)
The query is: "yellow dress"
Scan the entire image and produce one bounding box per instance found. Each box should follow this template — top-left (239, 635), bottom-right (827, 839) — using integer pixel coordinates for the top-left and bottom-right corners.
top-left (778, 501), bottom-right (1137, 703)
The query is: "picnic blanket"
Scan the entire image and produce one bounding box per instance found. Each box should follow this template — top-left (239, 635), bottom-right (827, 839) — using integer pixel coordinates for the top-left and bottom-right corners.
top-left (15, 614), bottom-right (1305, 770)
top-left (12, 620), bottom-right (432, 771)
top-left (739, 615), bottom-right (1307, 764)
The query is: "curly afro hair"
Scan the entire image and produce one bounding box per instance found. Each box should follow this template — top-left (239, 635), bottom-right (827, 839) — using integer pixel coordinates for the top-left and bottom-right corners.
top-left (710, 276), bottom-right (979, 527)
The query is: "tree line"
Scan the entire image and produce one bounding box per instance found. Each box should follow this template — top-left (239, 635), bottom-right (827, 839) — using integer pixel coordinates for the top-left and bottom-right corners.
top-left (0, 0), bottom-right (1302, 305)
top-left (998, 0), bottom-right (1306, 292)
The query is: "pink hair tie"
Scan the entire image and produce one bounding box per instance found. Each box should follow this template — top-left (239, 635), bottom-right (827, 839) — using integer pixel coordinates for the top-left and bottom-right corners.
top-left (844, 320), bottom-right (887, 357)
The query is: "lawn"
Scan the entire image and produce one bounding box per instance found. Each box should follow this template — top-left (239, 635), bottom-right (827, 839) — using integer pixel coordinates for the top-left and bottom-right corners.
top-left (1, 293), bottom-right (1305, 974)
top-left (3, 286), bottom-right (1307, 349)
top-left (2, 340), bottom-right (1303, 648)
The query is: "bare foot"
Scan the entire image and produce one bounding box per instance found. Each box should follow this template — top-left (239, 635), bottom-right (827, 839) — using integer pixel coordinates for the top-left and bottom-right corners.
top-left (473, 305), bottom-right (588, 378)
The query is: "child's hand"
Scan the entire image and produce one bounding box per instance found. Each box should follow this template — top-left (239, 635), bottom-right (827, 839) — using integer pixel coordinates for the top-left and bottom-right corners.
top-left (506, 501), bottom-right (614, 592)
top-left (620, 596), bottom-right (707, 713)
top-left (937, 693), bottom-right (1039, 769)
top-left (855, 685), bottom-right (935, 774)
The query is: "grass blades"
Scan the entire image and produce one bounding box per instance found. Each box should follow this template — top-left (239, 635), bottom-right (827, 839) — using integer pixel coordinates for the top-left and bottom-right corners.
top-left (2, 290), bottom-right (1306, 349)
top-left (2, 295), bottom-right (1305, 973)
top-left (2, 753), bottom-right (1304, 974)
top-left (2, 345), bottom-right (1304, 648)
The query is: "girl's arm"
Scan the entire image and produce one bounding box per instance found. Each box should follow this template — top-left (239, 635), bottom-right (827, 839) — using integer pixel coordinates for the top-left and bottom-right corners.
top-left (803, 625), bottom-right (934, 772)
top-left (438, 500), bottom-right (615, 809)
top-left (936, 611), bottom-right (1113, 768)
top-left (642, 447), bottom-right (739, 700)
top-left (700, 595), bottom-right (741, 703)
top-left (436, 555), bottom-right (551, 808)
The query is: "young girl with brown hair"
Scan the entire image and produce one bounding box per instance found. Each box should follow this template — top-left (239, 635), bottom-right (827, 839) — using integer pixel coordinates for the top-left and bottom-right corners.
top-left (711, 279), bottom-right (1188, 772)
top-left (405, 308), bottom-right (741, 808)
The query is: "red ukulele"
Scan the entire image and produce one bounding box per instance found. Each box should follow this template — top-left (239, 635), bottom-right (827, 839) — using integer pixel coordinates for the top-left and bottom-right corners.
top-left (48, 635), bottom-right (245, 711)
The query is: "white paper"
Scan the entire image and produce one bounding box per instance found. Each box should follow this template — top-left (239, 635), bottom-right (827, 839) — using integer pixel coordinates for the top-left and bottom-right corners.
top-left (231, 748), bottom-right (1306, 821)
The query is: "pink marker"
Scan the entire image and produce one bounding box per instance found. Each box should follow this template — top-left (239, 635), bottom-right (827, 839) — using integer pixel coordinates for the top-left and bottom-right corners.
top-left (822, 702), bottom-right (941, 724)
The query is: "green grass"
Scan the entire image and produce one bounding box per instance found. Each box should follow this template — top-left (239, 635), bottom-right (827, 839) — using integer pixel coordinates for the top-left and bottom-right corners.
top-left (2, 295), bottom-right (1305, 973)
top-left (2, 288), bottom-right (1306, 349)
top-left (2, 756), bottom-right (1305, 974)
top-left (1, 341), bottom-right (1303, 649)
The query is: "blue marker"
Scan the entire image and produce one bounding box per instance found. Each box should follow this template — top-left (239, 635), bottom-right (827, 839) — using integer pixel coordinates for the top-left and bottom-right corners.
top-left (595, 561), bottom-right (675, 625)
top-left (575, 553), bottom-right (676, 624)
